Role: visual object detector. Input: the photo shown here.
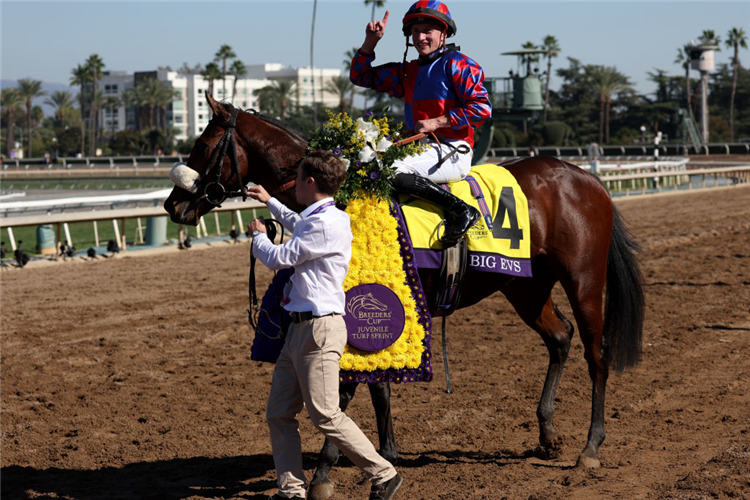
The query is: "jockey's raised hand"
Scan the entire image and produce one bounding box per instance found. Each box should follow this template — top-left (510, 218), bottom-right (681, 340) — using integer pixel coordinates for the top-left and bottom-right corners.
top-left (362, 10), bottom-right (389, 53)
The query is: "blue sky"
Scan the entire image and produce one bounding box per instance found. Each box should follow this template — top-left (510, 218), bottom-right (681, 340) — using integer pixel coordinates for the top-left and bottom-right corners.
top-left (2, 1), bottom-right (748, 102)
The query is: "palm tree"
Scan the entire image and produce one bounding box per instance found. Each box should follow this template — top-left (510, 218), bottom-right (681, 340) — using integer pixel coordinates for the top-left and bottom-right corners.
top-left (521, 41), bottom-right (540, 76)
top-left (45, 90), bottom-right (75, 129)
top-left (541, 35), bottom-right (560, 123)
top-left (343, 47), bottom-right (362, 112)
top-left (70, 63), bottom-right (91, 155)
top-left (324, 76), bottom-right (355, 113)
top-left (586, 65), bottom-right (632, 144)
top-left (201, 62), bottom-right (222, 97)
top-left (141, 78), bottom-right (163, 129)
top-left (725, 27), bottom-right (748, 141)
top-left (122, 85), bottom-right (145, 131)
top-left (364, 0), bottom-right (386, 22)
top-left (1, 87), bottom-right (24, 156)
top-left (343, 47), bottom-right (358, 73)
top-left (17, 79), bottom-right (46, 158)
top-left (254, 80), bottom-right (297, 119)
top-left (158, 83), bottom-right (181, 133)
top-left (230, 59), bottom-right (247, 105)
top-left (215, 44), bottom-right (237, 100)
top-left (85, 54), bottom-right (105, 156)
top-left (674, 45), bottom-right (693, 112)
top-left (101, 95), bottom-right (121, 138)
top-left (700, 30), bottom-right (721, 47)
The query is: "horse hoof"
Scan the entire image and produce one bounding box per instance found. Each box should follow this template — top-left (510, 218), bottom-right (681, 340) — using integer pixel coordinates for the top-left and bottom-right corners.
top-left (308, 480), bottom-right (335, 500)
top-left (575, 454), bottom-right (600, 469)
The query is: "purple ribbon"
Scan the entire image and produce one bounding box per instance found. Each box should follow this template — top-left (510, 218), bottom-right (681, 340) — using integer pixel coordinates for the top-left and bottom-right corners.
top-left (307, 200), bottom-right (336, 217)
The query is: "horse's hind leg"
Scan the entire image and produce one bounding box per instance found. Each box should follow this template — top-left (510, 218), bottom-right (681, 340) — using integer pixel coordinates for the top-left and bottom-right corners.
top-left (502, 278), bottom-right (575, 459)
top-left (368, 382), bottom-right (398, 464)
top-left (309, 382), bottom-right (359, 500)
top-left (556, 263), bottom-right (609, 468)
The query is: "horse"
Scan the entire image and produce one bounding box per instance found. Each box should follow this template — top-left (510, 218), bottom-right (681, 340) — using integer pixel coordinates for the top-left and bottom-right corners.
top-left (164, 93), bottom-right (645, 499)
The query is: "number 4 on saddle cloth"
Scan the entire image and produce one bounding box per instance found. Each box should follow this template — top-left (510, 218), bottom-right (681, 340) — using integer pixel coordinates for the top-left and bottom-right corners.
top-left (399, 164), bottom-right (532, 278)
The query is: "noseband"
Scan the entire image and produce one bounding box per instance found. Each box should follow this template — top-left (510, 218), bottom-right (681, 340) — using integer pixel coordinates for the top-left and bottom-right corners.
top-left (200, 108), bottom-right (248, 207)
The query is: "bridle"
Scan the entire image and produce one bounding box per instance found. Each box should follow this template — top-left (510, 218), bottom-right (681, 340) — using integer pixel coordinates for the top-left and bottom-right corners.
top-left (199, 107), bottom-right (297, 206)
top-left (199, 108), bottom-right (247, 207)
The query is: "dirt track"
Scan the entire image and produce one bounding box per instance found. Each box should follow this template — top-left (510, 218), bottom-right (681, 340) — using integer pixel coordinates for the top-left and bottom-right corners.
top-left (2, 185), bottom-right (750, 500)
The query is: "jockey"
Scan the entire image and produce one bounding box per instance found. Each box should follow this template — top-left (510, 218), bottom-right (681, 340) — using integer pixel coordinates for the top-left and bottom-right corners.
top-left (350, 1), bottom-right (492, 244)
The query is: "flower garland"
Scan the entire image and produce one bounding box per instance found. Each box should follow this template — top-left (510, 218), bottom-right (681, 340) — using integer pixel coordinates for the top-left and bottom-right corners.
top-left (339, 195), bottom-right (433, 384)
top-left (308, 110), bottom-right (426, 206)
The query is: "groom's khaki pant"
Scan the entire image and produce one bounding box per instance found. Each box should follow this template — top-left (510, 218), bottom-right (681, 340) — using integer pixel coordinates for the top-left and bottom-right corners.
top-left (267, 314), bottom-right (397, 498)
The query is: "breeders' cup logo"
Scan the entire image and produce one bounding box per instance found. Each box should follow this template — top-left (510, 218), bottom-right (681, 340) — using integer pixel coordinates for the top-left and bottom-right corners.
top-left (344, 284), bottom-right (406, 352)
top-left (347, 293), bottom-right (388, 317)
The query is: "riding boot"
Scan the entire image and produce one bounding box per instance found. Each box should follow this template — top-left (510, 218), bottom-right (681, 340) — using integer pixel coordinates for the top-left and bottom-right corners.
top-left (392, 173), bottom-right (480, 244)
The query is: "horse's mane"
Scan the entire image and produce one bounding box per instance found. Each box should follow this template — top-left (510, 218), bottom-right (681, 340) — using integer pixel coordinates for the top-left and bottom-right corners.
top-left (244, 109), bottom-right (312, 143)
top-left (215, 100), bottom-right (311, 144)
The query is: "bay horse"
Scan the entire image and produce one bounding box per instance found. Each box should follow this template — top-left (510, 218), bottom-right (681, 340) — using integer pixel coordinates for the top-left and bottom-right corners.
top-left (164, 93), bottom-right (644, 498)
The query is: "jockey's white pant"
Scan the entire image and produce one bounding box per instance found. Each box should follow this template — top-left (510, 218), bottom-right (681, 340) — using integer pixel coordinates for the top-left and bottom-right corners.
top-left (266, 314), bottom-right (397, 498)
top-left (393, 137), bottom-right (473, 184)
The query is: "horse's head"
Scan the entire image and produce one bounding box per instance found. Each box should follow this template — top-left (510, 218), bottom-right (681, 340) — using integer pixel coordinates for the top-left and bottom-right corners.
top-left (164, 92), bottom-right (307, 225)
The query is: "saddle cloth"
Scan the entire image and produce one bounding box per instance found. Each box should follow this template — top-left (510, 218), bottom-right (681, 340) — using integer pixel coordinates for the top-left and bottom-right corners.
top-left (399, 164), bottom-right (532, 278)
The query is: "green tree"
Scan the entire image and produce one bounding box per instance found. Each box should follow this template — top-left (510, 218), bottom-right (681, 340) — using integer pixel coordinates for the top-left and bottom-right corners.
top-left (674, 45), bottom-right (694, 112)
top-left (541, 35), bottom-right (560, 123)
top-left (1, 87), bottom-right (24, 156)
top-left (254, 80), bottom-right (297, 119)
top-left (364, 0), bottom-right (386, 22)
top-left (324, 75), bottom-right (355, 113)
top-left (177, 62), bottom-right (203, 76)
top-left (214, 44), bottom-right (237, 100)
top-left (201, 62), bottom-right (222, 97)
top-left (70, 63), bottom-right (91, 155)
top-left (725, 27), bottom-right (748, 141)
top-left (17, 78), bottom-right (46, 157)
top-left (45, 90), bottom-right (75, 129)
top-left (85, 54), bottom-right (105, 156)
top-left (230, 59), bottom-right (247, 105)
top-left (586, 65), bottom-right (633, 144)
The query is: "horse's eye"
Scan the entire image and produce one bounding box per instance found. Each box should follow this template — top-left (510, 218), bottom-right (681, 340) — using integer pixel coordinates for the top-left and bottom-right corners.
top-left (195, 142), bottom-right (209, 152)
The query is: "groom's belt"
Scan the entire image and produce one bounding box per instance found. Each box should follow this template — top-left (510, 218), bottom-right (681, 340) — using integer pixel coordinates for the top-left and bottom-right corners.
top-left (290, 311), bottom-right (339, 323)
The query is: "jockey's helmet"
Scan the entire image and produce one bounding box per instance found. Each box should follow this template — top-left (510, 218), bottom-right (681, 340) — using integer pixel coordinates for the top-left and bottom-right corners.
top-left (402, 1), bottom-right (457, 38)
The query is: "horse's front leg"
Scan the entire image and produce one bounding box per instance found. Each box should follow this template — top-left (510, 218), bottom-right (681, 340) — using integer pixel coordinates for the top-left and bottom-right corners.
top-left (367, 382), bottom-right (398, 464)
top-left (308, 382), bottom-right (358, 500)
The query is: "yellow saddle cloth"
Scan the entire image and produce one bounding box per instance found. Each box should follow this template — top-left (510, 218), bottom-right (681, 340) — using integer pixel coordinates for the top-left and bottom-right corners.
top-left (399, 164), bottom-right (532, 277)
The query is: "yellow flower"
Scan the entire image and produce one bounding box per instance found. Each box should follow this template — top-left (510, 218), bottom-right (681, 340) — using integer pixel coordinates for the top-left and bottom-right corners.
top-left (341, 195), bottom-right (427, 373)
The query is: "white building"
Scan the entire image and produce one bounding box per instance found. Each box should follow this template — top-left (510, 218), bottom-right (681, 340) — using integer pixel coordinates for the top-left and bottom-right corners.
top-left (98, 63), bottom-right (342, 143)
top-left (246, 63), bottom-right (342, 110)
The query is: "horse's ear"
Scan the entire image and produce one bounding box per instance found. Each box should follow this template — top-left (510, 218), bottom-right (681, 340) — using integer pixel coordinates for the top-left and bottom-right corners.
top-left (205, 91), bottom-right (231, 122)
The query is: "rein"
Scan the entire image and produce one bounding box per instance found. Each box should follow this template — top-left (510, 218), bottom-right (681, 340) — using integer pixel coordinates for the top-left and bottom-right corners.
top-left (393, 132), bottom-right (470, 169)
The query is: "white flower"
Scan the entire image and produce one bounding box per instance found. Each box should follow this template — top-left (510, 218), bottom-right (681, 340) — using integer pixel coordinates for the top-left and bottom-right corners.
top-left (356, 118), bottom-right (379, 143)
top-left (358, 145), bottom-right (377, 163)
top-left (340, 157), bottom-right (351, 171)
top-left (375, 137), bottom-right (393, 152)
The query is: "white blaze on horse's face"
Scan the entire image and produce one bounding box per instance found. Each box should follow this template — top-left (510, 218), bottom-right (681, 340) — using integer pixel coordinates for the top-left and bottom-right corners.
top-left (169, 162), bottom-right (201, 194)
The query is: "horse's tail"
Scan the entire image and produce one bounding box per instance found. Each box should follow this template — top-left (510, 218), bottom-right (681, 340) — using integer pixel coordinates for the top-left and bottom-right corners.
top-left (604, 204), bottom-right (645, 371)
